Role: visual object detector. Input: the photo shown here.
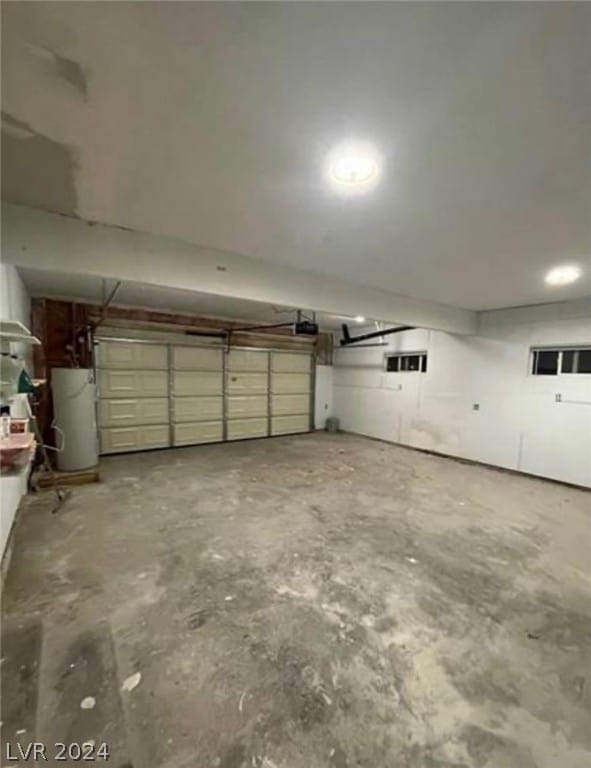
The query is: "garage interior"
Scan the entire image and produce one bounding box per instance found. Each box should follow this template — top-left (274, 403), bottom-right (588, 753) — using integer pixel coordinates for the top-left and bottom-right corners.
top-left (1, 3), bottom-right (590, 768)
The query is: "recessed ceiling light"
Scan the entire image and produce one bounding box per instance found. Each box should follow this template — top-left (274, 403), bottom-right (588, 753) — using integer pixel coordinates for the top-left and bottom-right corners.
top-left (326, 141), bottom-right (381, 192)
top-left (544, 264), bottom-right (582, 286)
top-left (354, 315), bottom-right (366, 323)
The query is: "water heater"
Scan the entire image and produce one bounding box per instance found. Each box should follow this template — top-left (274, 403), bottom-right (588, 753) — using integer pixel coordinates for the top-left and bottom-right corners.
top-left (52, 368), bottom-right (99, 472)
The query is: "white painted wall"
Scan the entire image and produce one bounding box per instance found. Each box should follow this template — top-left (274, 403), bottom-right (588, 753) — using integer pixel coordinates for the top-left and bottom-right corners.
top-left (314, 364), bottom-right (334, 429)
top-left (333, 306), bottom-right (591, 487)
top-left (1, 263), bottom-right (32, 562)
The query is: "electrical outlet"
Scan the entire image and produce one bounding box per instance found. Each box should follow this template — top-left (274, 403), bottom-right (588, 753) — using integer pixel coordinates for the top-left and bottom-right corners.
top-left (555, 393), bottom-right (562, 402)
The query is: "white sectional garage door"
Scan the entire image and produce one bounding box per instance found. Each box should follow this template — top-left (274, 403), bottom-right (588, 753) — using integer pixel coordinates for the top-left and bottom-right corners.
top-left (172, 346), bottom-right (223, 446)
top-left (227, 348), bottom-right (269, 440)
top-left (97, 341), bottom-right (170, 454)
top-left (270, 352), bottom-right (312, 435)
top-left (97, 339), bottom-right (313, 455)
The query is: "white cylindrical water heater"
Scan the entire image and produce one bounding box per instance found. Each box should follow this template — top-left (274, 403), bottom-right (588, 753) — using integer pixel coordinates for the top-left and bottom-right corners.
top-left (52, 368), bottom-right (99, 471)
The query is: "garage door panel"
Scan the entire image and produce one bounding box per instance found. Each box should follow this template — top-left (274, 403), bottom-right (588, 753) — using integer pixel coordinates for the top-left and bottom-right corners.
top-left (173, 371), bottom-right (223, 396)
top-left (228, 350), bottom-right (268, 372)
top-left (227, 372), bottom-right (268, 395)
top-left (97, 339), bottom-right (312, 455)
top-left (271, 373), bottom-right (310, 394)
top-left (99, 341), bottom-right (168, 370)
top-left (173, 346), bottom-right (222, 371)
top-left (227, 395), bottom-right (267, 418)
top-left (173, 421), bottom-right (223, 446)
top-left (271, 353), bottom-right (311, 373)
top-left (271, 394), bottom-right (310, 416)
top-left (271, 415), bottom-right (310, 435)
top-left (173, 396), bottom-right (223, 422)
top-left (227, 418), bottom-right (268, 441)
top-left (100, 425), bottom-right (169, 454)
top-left (99, 369), bottom-right (168, 398)
top-left (98, 398), bottom-right (168, 428)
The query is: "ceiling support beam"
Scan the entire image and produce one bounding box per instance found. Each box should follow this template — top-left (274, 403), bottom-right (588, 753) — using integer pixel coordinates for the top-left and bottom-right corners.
top-left (2, 204), bottom-right (478, 335)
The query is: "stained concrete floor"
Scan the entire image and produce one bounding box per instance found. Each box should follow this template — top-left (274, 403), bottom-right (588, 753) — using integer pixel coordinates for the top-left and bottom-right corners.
top-left (1, 433), bottom-right (590, 768)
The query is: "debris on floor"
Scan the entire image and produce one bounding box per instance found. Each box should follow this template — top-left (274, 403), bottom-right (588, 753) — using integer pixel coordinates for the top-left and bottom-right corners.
top-left (1, 434), bottom-right (590, 767)
top-left (121, 672), bottom-right (142, 693)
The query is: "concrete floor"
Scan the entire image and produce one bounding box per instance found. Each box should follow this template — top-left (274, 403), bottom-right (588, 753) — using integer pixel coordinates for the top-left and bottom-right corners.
top-left (1, 433), bottom-right (590, 768)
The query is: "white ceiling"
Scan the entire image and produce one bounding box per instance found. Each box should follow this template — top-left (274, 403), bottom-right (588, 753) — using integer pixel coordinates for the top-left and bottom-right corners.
top-left (17, 267), bottom-right (361, 332)
top-left (2, 2), bottom-right (590, 311)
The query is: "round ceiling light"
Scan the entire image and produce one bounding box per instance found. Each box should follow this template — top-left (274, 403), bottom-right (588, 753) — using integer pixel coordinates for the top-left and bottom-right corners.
top-left (544, 264), bottom-right (582, 286)
top-left (354, 315), bottom-right (366, 323)
top-left (331, 152), bottom-right (377, 184)
top-left (327, 142), bottom-right (380, 192)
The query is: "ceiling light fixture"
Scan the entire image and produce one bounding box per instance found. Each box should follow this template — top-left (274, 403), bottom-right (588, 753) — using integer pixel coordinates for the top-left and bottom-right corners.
top-left (327, 141), bottom-right (381, 193)
top-left (332, 153), bottom-right (377, 184)
top-left (544, 264), bottom-right (582, 286)
top-left (354, 315), bottom-right (366, 323)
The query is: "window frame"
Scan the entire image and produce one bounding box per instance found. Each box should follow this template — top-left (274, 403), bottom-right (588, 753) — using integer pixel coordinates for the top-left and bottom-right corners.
top-left (530, 346), bottom-right (591, 376)
top-left (384, 351), bottom-right (428, 374)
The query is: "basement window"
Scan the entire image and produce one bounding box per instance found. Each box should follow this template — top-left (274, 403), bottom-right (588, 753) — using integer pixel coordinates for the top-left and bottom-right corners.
top-left (385, 352), bottom-right (427, 373)
top-left (531, 347), bottom-right (591, 376)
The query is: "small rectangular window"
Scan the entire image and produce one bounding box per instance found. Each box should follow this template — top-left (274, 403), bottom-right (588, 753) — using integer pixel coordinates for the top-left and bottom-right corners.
top-left (385, 352), bottom-right (427, 373)
top-left (532, 347), bottom-right (591, 376)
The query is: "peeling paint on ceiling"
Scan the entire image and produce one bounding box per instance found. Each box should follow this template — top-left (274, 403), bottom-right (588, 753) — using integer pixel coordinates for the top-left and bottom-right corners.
top-left (23, 41), bottom-right (88, 99)
top-left (1, 112), bottom-right (78, 215)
